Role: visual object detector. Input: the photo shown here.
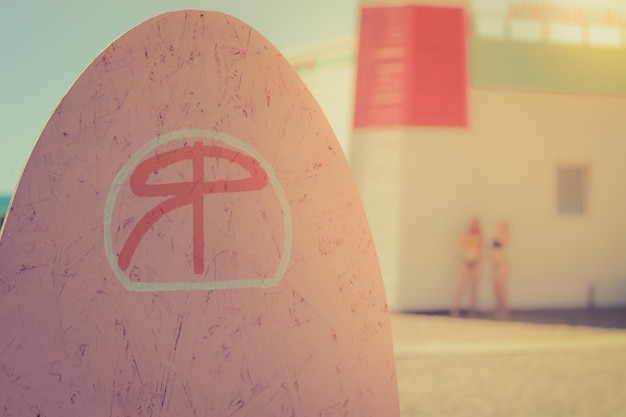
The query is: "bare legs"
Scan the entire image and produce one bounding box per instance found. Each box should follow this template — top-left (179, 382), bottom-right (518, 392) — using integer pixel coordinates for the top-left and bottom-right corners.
top-left (452, 262), bottom-right (480, 317)
top-left (492, 263), bottom-right (509, 319)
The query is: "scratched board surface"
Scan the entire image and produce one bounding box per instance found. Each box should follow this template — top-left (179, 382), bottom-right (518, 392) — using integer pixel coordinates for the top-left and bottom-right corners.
top-left (0, 10), bottom-right (399, 417)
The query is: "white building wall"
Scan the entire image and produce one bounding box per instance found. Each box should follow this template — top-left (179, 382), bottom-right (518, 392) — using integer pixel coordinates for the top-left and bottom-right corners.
top-left (286, 4), bottom-right (626, 312)
top-left (471, 90), bottom-right (626, 310)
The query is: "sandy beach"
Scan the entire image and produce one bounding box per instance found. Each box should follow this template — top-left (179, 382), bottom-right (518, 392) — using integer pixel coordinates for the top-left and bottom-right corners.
top-left (391, 313), bottom-right (626, 417)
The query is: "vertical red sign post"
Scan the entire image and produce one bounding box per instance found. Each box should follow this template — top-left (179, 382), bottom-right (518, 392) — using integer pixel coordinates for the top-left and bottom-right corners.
top-left (354, 5), bottom-right (468, 128)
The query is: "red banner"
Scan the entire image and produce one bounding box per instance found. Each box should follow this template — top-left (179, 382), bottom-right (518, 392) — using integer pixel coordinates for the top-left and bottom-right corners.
top-left (354, 6), bottom-right (467, 128)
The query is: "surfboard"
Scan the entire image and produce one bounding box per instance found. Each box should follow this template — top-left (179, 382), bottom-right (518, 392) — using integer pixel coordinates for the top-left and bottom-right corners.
top-left (0, 10), bottom-right (399, 416)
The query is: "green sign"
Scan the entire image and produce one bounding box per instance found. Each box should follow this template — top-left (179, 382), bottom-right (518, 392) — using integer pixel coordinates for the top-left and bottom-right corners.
top-left (470, 0), bottom-right (626, 94)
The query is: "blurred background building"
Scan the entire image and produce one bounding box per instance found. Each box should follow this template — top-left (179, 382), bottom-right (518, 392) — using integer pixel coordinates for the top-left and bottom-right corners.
top-left (285, 0), bottom-right (626, 312)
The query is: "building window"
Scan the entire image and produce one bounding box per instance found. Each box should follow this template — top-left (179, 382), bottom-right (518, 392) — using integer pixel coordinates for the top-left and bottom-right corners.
top-left (557, 166), bottom-right (588, 215)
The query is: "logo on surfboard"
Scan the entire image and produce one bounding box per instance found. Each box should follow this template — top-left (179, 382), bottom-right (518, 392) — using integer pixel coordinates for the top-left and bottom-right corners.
top-left (104, 129), bottom-right (292, 292)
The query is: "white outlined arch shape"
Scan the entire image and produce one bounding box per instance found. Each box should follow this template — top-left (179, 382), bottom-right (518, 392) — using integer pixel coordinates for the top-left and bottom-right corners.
top-left (103, 129), bottom-right (293, 292)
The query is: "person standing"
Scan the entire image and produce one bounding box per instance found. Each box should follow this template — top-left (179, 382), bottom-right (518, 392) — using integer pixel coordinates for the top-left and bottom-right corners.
top-left (452, 218), bottom-right (483, 317)
top-left (491, 222), bottom-right (510, 319)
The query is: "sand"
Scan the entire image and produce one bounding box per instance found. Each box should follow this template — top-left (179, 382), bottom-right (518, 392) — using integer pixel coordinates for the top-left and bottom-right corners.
top-left (391, 314), bottom-right (626, 417)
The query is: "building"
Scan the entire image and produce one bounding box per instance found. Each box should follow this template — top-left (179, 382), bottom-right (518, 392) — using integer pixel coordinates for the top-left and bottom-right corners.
top-left (286, 0), bottom-right (626, 312)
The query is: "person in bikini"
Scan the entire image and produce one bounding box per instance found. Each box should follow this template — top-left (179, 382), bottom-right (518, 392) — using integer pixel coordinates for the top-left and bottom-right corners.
top-left (452, 218), bottom-right (483, 317)
top-left (491, 222), bottom-right (510, 319)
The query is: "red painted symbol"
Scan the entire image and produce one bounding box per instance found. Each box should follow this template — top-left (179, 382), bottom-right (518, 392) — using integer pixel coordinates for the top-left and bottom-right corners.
top-left (118, 141), bottom-right (269, 274)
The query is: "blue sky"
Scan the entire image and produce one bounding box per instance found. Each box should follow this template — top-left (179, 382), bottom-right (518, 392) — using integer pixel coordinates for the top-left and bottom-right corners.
top-left (0, 0), bottom-right (358, 196)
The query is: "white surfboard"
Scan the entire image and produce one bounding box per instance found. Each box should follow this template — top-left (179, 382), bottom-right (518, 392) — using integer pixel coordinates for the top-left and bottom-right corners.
top-left (0, 10), bottom-right (399, 416)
